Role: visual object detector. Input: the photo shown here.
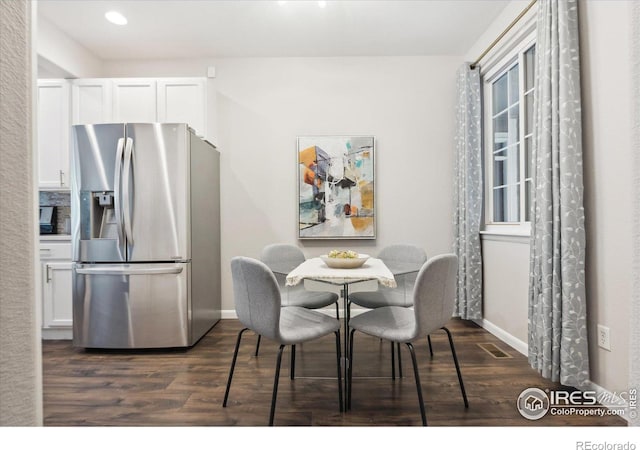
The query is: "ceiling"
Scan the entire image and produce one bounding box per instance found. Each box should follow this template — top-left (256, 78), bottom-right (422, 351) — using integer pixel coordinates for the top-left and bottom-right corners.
top-left (37, 0), bottom-right (514, 60)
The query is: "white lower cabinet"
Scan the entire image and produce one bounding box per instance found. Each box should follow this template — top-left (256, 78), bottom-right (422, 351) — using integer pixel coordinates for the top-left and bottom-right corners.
top-left (40, 240), bottom-right (73, 339)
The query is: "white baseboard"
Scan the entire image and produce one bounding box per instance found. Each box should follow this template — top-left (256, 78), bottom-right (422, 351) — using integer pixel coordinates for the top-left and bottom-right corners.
top-left (585, 380), bottom-right (632, 423)
top-left (472, 318), bottom-right (631, 423)
top-left (473, 318), bottom-right (528, 356)
top-left (221, 310), bottom-right (237, 319)
top-left (42, 328), bottom-right (72, 340)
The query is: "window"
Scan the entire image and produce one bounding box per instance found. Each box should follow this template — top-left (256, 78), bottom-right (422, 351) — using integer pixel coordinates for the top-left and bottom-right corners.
top-left (483, 38), bottom-right (536, 232)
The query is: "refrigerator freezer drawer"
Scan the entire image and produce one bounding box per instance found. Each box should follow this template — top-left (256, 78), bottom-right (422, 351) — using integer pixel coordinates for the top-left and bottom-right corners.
top-left (73, 263), bottom-right (190, 349)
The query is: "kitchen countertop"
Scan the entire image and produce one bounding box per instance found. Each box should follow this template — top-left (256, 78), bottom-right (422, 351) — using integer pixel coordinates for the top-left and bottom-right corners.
top-left (40, 234), bottom-right (71, 241)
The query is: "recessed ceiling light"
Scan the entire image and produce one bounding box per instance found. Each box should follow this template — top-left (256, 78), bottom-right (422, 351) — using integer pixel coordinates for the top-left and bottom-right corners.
top-left (318, 1), bottom-right (327, 8)
top-left (105, 11), bottom-right (127, 26)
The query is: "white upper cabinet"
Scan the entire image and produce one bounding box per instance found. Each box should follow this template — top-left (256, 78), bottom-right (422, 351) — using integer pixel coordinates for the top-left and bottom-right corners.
top-left (71, 79), bottom-right (111, 125)
top-left (70, 77), bottom-right (207, 137)
top-left (37, 80), bottom-right (70, 189)
top-left (157, 78), bottom-right (207, 137)
top-left (112, 78), bottom-right (158, 123)
top-left (39, 77), bottom-right (208, 189)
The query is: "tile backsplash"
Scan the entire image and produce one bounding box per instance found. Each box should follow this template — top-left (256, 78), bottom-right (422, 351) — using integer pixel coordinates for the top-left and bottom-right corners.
top-left (39, 191), bottom-right (70, 234)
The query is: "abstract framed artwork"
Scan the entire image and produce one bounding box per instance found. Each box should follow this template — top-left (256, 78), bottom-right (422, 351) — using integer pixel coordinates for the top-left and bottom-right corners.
top-left (297, 136), bottom-right (375, 239)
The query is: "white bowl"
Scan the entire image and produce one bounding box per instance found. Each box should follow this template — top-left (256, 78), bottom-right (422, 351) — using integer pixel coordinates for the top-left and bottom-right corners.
top-left (320, 254), bottom-right (370, 269)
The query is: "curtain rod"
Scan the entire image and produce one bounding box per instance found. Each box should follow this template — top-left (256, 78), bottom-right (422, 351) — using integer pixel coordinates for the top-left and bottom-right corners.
top-left (470, 0), bottom-right (538, 70)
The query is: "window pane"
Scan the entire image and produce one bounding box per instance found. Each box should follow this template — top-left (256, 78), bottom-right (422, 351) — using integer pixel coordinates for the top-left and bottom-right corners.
top-left (525, 179), bottom-right (533, 222)
top-left (493, 111), bottom-right (507, 151)
top-left (493, 185), bottom-right (520, 222)
top-left (525, 45), bottom-right (536, 91)
top-left (493, 105), bottom-right (520, 151)
top-left (493, 187), bottom-right (506, 222)
top-left (525, 91), bottom-right (534, 135)
top-left (509, 64), bottom-right (519, 106)
top-left (493, 72), bottom-right (508, 114)
top-left (485, 43), bottom-right (535, 225)
top-left (493, 145), bottom-right (519, 187)
top-left (508, 104), bottom-right (520, 147)
top-left (493, 151), bottom-right (505, 187)
top-left (525, 136), bottom-right (532, 179)
top-left (493, 184), bottom-right (520, 223)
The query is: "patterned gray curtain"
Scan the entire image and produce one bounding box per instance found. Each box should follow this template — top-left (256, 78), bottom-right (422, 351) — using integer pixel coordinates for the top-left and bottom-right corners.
top-left (453, 64), bottom-right (483, 320)
top-left (528, 0), bottom-right (589, 387)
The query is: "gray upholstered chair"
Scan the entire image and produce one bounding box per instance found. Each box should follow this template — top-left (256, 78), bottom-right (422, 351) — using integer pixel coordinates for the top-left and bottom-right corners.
top-left (348, 244), bottom-right (429, 378)
top-left (349, 244), bottom-right (427, 309)
top-left (223, 256), bottom-right (342, 426)
top-left (257, 243), bottom-right (340, 376)
top-left (261, 243), bottom-right (339, 311)
top-left (348, 254), bottom-right (468, 426)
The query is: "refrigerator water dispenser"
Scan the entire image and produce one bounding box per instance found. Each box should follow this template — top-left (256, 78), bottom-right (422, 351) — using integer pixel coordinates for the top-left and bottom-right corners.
top-left (79, 191), bottom-right (118, 239)
top-left (78, 191), bottom-right (122, 262)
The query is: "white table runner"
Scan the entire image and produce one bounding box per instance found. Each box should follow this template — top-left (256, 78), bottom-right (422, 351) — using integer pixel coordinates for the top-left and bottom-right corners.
top-left (285, 257), bottom-right (397, 288)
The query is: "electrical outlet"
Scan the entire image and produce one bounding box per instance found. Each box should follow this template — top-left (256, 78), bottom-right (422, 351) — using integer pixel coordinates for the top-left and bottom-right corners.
top-left (597, 324), bottom-right (611, 351)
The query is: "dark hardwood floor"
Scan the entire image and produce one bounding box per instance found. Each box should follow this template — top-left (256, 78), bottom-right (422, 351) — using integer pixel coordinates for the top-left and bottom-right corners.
top-left (42, 318), bottom-right (627, 427)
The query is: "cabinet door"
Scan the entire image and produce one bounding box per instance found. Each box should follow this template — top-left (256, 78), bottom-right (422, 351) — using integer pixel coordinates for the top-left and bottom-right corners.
top-left (112, 79), bottom-right (157, 123)
top-left (71, 79), bottom-right (112, 125)
top-left (37, 80), bottom-right (70, 188)
top-left (157, 78), bottom-right (206, 137)
top-left (42, 261), bottom-right (73, 328)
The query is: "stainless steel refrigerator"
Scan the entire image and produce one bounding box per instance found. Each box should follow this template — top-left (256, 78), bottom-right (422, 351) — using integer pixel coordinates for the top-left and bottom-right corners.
top-left (71, 123), bottom-right (220, 349)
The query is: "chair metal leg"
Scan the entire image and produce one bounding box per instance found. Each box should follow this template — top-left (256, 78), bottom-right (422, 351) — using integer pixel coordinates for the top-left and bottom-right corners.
top-left (335, 330), bottom-right (343, 412)
top-left (254, 334), bottom-right (261, 357)
top-left (223, 327), bottom-right (249, 407)
top-left (442, 326), bottom-right (469, 408)
top-left (269, 344), bottom-right (286, 426)
top-left (397, 342), bottom-right (403, 378)
top-left (391, 341), bottom-right (396, 380)
top-left (406, 342), bottom-right (427, 426)
top-left (335, 302), bottom-right (340, 322)
top-left (348, 328), bottom-right (356, 410)
top-left (427, 334), bottom-right (434, 358)
top-left (290, 345), bottom-right (296, 380)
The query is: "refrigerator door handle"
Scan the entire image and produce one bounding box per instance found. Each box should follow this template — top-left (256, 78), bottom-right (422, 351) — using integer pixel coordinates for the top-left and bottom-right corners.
top-left (113, 137), bottom-right (125, 256)
top-left (122, 137), bottom-right (134, 246)
top-left (75, 265), bottom-right (184, 276)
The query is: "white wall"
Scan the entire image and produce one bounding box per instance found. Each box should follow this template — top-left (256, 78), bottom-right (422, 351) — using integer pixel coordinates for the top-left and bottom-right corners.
top-left (103, 55), bottom-right (461, 314)
top-left (464, 0), bottom-right (532, 64)
top-left (480, 237), bottom-right (529, 352)
top-left (580, 0), bottom-right (633, 394)
top-left (472, 0), bottom-right (634, 396)
top-left (630, 0), bottom-right (640, 428)
top-left (37, 15), bottom-right (102, 77)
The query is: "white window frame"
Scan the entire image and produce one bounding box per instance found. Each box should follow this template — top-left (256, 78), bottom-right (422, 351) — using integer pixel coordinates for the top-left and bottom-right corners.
top-left (479, 20), bottom-right (537, 237)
